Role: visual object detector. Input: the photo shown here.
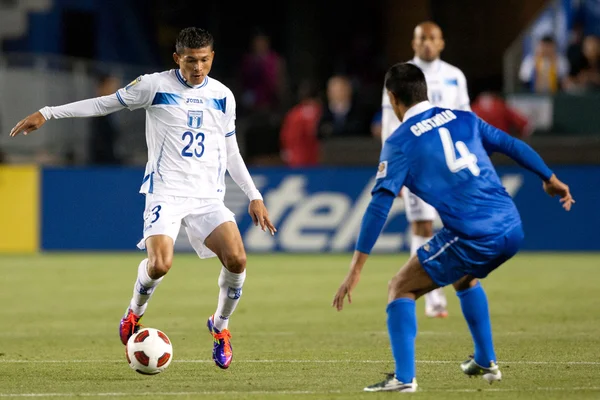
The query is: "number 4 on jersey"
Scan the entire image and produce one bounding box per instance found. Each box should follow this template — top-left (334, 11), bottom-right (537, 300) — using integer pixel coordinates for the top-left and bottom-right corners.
top-left (438, 127), bottom-right (480, 176)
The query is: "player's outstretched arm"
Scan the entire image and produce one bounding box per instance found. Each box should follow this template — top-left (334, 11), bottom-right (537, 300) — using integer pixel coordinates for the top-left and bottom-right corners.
top-left (10, 111), bottom-right (46, 137)
top-left (479, 118), bottom-right (575, 211)
top-left (333, 188), bottom-right (395, 311)
top-left (333, 250), bottom-right (368, 311)
top-left (9, 94), bottom-right (126, 138)
top-left (543, 174), bottom-right (575, 211)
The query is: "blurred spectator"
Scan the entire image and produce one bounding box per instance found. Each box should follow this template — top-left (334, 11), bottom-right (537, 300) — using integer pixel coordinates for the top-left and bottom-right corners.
top-left (519, 36), bottom-right (569, 93)
top-left (565, 35), bottom-right (600, 92)
top-left (240, 30), bottom-right (288, 113)
top-left (370, 109), bottom-right (382, 140)
top-left (239, 30), bottom-right (288, 166)
top-left (317, 75), bottom-right (371, 139)
top-left (471, 92), bottom-right (531, 138)
top-left (0, 147), bottom-right (5, 164)
top-left (88, 74), bottom-right (122, 165)
top-left (567, 23), bottom-right (586, 76)
top-left (279, 80), bottom-right (322, 167)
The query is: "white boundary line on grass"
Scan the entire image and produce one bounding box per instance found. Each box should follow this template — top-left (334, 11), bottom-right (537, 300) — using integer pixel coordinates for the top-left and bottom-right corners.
top-left (1, 359), bottom-right (600, 365)
top-left (2, 387), bottom-right (600, 397)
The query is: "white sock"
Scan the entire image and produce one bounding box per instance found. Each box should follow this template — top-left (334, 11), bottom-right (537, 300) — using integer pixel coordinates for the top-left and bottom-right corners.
top-left (411, 235), bottom-right (448, 310)
top-left (129, 259), bottom-right (164, 317)
top-left (213, 266), bottom-right (246, 331)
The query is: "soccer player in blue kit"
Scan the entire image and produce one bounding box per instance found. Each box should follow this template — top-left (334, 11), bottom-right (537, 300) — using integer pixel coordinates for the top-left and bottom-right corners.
top-left (332, 63), bottom-right (574, 392)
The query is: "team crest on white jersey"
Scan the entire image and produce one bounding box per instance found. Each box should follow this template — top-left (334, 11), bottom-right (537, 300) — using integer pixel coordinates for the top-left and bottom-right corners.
top-left (187, 110), bottom-right (203, 129)
top-left (125, 76), bottom-right (142, 91)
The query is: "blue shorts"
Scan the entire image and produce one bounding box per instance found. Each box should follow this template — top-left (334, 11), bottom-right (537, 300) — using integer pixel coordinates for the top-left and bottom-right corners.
top-left (417, 225), bottom-right (524, 287)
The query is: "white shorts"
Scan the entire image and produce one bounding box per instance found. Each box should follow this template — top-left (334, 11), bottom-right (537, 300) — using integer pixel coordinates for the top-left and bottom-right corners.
top-left (136, 194), bottom-right (236, 259)
top-left (402, 188), bottom-right (438, 223)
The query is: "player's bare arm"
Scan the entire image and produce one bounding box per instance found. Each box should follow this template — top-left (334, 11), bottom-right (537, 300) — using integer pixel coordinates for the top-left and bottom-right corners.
top-left (9, 111), bottom-right (46, 137)
top-left (543, 174), bottom-right (575, 211)
top-left (248, 199), bottom-right (276, 236)
top-left (333, 250), bottom-right (369, 311)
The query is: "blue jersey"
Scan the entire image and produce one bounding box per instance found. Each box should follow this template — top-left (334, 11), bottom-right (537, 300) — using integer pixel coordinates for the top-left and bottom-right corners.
top-left (372, 103), bottom-right (553, 239)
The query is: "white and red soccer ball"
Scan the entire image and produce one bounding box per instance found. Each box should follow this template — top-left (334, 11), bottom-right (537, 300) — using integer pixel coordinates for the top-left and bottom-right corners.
top-left (126, 328), bottom-right (173, 375)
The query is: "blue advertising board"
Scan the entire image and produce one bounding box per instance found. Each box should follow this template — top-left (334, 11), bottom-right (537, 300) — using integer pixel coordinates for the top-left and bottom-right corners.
top-left (41, 166), bottom-right (600, 252)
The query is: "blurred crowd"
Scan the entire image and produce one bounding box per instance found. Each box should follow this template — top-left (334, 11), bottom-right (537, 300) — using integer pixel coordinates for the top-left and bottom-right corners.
top-left (518, 1), bottom-right (600, 95)
top-left (519, 33), bottom-right (600, 94)
top-left (2, 0), bottom-right (599, 168)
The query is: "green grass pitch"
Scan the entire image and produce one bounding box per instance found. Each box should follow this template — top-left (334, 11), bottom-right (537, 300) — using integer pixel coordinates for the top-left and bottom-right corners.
top-left (1, 252), bottom-right (599, 399)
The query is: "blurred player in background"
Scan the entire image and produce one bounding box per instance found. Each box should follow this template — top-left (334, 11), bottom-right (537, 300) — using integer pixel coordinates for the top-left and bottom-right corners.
top-left (9, 27), bottom-right (276, 370)
top-left (380, 21), bottom-right (471, 318)
top-left (334, 63), bottom-right (574, 392)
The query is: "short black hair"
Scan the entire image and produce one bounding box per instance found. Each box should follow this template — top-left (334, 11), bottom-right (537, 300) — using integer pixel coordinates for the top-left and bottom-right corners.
top-left (540, 35), bottom-right (555, 44)
top-left (175, 27), bottom-right (214, 54)
top-left (384, 62), bottom-right (428, 107)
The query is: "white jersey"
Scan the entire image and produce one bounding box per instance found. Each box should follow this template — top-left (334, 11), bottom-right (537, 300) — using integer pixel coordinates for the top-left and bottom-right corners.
top-left (381, 57), bottom-right (471, 142)
top-left (116, 70), bottom-right (236, 199)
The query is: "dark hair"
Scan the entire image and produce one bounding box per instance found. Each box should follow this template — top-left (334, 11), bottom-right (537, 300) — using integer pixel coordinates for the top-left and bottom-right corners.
top-left (540, 35), bottom-right (555, 44)
top-left (384, 63), bottom-right (428, 107)
top-left (175, 27), bottom-right (214, 54)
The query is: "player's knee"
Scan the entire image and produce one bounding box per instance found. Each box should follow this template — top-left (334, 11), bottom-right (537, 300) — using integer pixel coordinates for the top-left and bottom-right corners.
top-left (223, 250), bottom-right (246, 273)
top-left (148, 254), bottom-right (173, 278)
top-left (413, 220), bottom-right (434, 237)
top-left (388, 275), bottom-right (407, 299)
top-left (453, 276), bottom-right (478, 292)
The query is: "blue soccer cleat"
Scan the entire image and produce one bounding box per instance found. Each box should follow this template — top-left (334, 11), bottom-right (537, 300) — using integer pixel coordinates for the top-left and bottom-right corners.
top-left (207, 315), bottom-right (233, 369)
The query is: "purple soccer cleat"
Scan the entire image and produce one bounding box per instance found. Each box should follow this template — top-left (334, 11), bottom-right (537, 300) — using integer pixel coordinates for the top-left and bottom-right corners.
top-left (207, 315), bottom-right (233, 369)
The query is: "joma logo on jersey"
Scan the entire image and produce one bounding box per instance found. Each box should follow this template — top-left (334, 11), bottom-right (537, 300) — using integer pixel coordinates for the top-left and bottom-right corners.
top-left (186, 98), bottom-right (203, 104)
top-left (187, 110), bottom-right (203, 129)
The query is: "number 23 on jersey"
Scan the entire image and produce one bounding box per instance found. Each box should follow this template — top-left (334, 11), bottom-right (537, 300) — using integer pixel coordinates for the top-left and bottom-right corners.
top-left (181, 131), bottom-right (205, 158)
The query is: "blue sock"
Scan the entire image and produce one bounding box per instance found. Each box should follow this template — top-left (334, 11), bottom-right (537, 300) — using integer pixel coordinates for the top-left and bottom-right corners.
top-left (457, 282), bottom-right (496, 367)
top-left (386, 298), bottom-right (417, 383)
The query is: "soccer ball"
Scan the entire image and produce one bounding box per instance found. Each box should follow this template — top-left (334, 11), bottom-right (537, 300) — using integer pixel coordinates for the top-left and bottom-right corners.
top-left (126, 328), bottom-right (173, 375)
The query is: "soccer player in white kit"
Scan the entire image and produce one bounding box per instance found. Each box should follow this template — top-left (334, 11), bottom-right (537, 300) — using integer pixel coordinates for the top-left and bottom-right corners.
top-left (9, 27), bottom-right (276, 370)
top-left (380, 22), bottom-right (471, 318)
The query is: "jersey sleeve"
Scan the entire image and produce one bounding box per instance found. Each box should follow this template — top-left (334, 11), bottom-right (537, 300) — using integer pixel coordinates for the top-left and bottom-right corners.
top-left (478, 117), bottom-right (553, 180)
top-left (223, 89), bottom-right (237, 137)
top-left (380, 86), bottom-right (401, 144)
top-left (371, 141), bottom-right (409, 196)
top-left (115, 74), bottom-right (155, 111)
top-left (456, 70), bottom-right (471, 111)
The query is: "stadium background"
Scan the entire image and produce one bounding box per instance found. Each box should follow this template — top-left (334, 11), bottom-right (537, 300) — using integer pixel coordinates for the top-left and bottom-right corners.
top-left (0, 0), bottom-right (598, 254)
top-left (1, 1), bottom-right (600, 399)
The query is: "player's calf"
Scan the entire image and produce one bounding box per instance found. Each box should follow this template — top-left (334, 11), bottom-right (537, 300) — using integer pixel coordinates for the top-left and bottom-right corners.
top-left (147, 252), bottom-right (173, 278)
